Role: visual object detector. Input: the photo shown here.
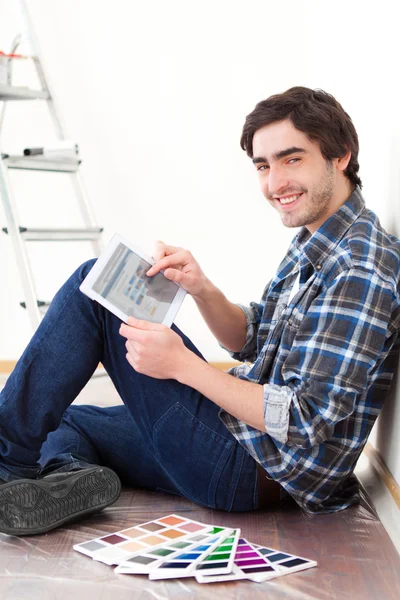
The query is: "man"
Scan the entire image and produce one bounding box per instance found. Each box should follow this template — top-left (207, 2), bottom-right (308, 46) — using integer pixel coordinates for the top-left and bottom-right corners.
top-left (1, 86), bottom-right (399, 536)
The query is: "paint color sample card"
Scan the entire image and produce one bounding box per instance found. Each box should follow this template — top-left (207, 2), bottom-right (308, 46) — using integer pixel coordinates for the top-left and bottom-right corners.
top-left (250, 543), bottom-right (317, 581)
top-left (146, 528), bottom-right (239, 581)
top-left (117, 528), bottom-right (234, 578)
top-left (195, 539), bottom-right (317, 584)
top-left (115, 532), bottom-right (227, 575)
top-left (196, 563), bottom-right (247, 583)
top-left (73, 514), bottom-right (230, 567)
top-left (196, 537), bottom-right (280, 583)
top-left (193, 529), bottom-right (240, 576)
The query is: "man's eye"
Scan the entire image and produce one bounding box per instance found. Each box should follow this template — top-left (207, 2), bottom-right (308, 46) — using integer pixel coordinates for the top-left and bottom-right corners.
top-left (288, 158), bottom-right (300, 164)
top-left (257, 164), bottom-right (269, 171)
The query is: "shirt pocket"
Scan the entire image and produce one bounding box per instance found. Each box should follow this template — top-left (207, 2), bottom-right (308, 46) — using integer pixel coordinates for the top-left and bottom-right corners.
top-left (280, 308), bottom-right (304, 352)
top-left (285, 306), bottom-right (305, 331)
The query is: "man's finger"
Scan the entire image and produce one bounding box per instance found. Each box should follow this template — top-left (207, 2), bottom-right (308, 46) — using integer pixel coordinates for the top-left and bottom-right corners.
top-left (152, 241), bottom-right (183, 263)
top-left (146, 250), bottom-right (188, 276)
top-left (119, 319), bottom-right (164, 340)
top-left (125, 339), bottom-right (137, 354)
top-left (125, 352), bottom-right (136, 370)
top-left (119, 324), bottom-right (148, 342)
top-left (152, 240), bottom-right (166, 263)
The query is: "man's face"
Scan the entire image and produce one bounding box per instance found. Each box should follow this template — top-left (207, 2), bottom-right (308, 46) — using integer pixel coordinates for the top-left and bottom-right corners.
top-left (251, 119), bottom-right (347, 233)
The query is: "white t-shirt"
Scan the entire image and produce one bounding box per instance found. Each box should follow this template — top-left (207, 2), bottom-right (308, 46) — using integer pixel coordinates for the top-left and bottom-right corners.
top-left (288, 272), bottom-right (301, 304)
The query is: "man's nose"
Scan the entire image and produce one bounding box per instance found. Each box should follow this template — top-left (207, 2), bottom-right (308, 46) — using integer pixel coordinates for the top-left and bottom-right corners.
top-left (267, 165), bottom-right (289, 197)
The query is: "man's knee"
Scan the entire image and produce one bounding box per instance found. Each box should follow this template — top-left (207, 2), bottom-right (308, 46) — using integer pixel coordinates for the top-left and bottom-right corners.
top-left (65, 259), bottom-right (97, 289)
top-left (77, 258), bottom-right (97, 282)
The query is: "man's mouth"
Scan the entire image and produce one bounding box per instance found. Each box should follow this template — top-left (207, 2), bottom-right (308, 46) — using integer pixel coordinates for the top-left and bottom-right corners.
top-left (276, 192), bottom-right (303, 206)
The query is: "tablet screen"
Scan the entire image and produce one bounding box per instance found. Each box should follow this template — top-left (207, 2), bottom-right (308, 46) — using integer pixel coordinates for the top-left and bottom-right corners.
top-left (92, 243), bottom-right (180, 323)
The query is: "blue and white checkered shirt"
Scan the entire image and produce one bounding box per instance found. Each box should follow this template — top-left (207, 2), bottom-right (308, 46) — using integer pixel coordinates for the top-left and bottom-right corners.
top-left (220, 187), bottom-right (400, 513)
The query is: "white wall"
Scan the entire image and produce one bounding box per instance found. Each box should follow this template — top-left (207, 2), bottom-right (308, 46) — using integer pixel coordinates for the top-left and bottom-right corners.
top-left (0, 0), bottom-right (399, 483)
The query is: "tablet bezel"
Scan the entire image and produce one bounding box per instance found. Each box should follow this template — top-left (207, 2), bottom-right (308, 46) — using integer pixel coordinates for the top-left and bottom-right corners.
top-left (79, 233), bottom-right (186, 327)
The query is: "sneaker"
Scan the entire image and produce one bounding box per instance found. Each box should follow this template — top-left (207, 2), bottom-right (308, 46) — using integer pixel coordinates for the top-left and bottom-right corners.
top-left (0, 466), bottom-right (121, 536)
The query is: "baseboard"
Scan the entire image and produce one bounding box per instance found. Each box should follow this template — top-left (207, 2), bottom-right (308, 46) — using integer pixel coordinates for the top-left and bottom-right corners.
top-left (357, 445), bottom-right (400, 554)
top-left (0, 360), bottom-right (18, 373)
top-left (364, 442), bottom-right (400, 509)
top-left (211, 362), bottom-right (240, 371)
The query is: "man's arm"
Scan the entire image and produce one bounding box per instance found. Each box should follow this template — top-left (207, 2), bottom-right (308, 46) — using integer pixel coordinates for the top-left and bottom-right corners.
top-left (191, 280), bottom-right (248, 353)
top-left (146, 241), bottom-right (248, 353)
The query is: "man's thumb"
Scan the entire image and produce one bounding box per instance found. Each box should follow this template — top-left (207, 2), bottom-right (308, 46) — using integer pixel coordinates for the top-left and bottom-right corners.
top-left (164, 268), bottom-right (183, 282)
top-left (127, 316), bottom-right (163, 331)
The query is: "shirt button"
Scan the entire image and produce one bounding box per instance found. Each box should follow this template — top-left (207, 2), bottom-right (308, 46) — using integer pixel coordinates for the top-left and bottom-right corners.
top-left (278, 304), bottom-right (286, 317)
top-left (316, 264), bottom-right (322, 271)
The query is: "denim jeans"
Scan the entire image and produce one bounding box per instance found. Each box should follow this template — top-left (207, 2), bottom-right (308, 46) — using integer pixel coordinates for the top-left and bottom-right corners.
top-left (0, 260), bottom-right (259, 511)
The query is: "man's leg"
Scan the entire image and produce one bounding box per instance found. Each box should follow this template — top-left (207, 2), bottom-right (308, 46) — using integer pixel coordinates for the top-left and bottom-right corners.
top-left (39, 402), bottom-right (259, 512)
top-left (39, 404), bottom-right (196, 495)
top-left (0, 260), bottom-right (259, 534)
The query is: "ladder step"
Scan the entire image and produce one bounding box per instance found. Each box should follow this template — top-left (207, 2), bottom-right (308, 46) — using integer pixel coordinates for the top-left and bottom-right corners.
top-left (2, 226), bottom-right (103, 241)
top-left (0, 83), bottom-right (49, 100)
top-left (20, 300), bottom-right (49, 315)
top-left (2, 154), bottom-right (81, 172)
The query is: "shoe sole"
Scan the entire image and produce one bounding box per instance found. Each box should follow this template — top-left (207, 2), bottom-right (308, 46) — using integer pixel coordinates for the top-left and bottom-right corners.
top-left (0, 466), bottom-right (121, 536)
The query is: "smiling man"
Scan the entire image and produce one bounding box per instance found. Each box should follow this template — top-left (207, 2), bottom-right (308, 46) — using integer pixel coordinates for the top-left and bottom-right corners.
top-left (1, 87), bottom-right (400, 536)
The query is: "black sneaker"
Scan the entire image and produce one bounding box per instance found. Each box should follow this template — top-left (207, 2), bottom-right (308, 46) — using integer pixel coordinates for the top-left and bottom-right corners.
top-left (0, 466), bottom-right (121, 536)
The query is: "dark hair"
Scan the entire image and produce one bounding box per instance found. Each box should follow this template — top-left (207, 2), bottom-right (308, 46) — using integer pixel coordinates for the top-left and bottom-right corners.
top-left (240, 86), bottom-right (362, 188)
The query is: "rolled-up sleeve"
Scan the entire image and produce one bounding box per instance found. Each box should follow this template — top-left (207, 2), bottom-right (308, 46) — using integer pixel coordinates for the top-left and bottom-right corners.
top-left (263, 268), bottom-right (394, 448)
top-left (219, 301), bottom-right (263, 363)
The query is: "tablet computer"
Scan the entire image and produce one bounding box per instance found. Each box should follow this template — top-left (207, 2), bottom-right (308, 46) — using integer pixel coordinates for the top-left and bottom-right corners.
top-left (79, 233), bottom-right (186, 327)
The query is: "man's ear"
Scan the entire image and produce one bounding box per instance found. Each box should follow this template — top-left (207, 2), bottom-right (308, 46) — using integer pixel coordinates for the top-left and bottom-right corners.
top-left (336, 149), bottom-right (351, 172)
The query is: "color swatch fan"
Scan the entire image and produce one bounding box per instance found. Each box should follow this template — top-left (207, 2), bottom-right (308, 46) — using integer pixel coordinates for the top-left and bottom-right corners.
top-left (73, 513), bottom-right (317, 585)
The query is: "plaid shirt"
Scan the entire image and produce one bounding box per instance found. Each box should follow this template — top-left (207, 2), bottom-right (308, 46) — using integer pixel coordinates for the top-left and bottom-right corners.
top-left (220, 187), bottom-right (400, 513)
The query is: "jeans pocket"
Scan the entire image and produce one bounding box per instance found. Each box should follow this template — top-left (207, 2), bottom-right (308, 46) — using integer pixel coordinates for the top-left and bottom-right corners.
top-left (153, 402), bottom-right (234, 508)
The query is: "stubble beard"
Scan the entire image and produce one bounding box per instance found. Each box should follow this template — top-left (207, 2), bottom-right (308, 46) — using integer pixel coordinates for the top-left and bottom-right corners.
top-left (279, 162), bottom-right (335, 229)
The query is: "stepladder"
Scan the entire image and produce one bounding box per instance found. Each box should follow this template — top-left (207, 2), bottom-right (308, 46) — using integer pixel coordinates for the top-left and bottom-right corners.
top-left (0, 0), bottom-right (104, 332)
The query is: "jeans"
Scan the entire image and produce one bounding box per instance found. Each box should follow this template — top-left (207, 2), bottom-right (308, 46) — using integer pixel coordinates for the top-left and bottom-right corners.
top-left (0, 260), bottom-right (259, 512)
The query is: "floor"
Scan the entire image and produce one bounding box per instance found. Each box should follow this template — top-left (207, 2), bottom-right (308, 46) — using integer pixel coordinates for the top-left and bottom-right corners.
top-left (1, 474), bottom-right (399, 599)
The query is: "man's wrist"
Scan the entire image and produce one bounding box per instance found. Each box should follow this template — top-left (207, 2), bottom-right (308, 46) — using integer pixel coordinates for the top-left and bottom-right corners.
top-left (191, 278), bottom-right (218, 304)
top-left (174, 349), bottom-right (205, 385)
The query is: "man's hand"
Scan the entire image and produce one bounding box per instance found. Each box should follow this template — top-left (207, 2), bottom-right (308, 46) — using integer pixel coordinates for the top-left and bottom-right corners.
top-left (119, 317), bottom-right (189, 379)
top-left (146, 241), bottom-right (208, 298)
top-left (146, 241), bottom-right (247, 355)
top-left (120, 318), bottom-right (266, 432)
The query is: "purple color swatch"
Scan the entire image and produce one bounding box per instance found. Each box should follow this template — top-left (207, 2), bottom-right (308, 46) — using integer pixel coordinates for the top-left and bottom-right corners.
top-left (235, 551), bottom-right (259, 559)
top-left (235, 558), bottom-right (266, 567)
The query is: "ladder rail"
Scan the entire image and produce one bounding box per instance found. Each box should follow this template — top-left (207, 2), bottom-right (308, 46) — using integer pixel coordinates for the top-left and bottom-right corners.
top-left (0, 34), bottom-right (22, 134)
top-left (16, 0), bottom-right (68, 139)
top-left (0, 148), bottom-right (40, 329)
top-left (69, 171), bottom-right (104, 255)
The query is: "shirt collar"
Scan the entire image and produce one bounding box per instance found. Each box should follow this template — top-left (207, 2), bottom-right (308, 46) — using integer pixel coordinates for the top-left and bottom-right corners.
top-left (295, 186), bottom-right (366, 272)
